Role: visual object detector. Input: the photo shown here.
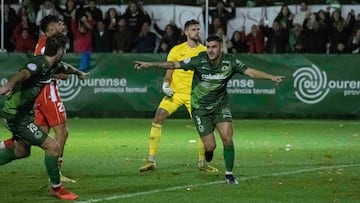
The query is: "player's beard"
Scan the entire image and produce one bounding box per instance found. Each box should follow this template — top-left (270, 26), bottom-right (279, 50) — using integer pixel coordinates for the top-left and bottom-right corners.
top-left (189, 34), bottom-right (201, 43)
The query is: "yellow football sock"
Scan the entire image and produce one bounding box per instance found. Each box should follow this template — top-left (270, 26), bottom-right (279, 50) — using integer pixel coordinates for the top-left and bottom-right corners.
top-left (198, 138), bottom-right (205, 161)
top-left (149, 122), bottom-right (162, 157)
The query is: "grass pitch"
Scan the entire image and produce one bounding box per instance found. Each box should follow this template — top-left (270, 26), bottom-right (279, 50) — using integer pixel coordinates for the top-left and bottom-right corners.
top-left (0, 118), bottom-right (359, 203)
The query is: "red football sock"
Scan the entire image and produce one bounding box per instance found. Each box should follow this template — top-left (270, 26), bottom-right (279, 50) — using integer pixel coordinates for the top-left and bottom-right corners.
top-left (4, 138), bottom-right (15, 148)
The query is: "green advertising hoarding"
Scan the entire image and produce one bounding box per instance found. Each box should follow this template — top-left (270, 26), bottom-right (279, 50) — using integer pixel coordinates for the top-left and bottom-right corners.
top-left (0, 53), bottom-right (359, 118)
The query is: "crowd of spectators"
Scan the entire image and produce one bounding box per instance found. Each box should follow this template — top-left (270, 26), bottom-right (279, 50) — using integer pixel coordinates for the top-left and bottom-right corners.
top-left (1, 0), bottom-right (360, 54)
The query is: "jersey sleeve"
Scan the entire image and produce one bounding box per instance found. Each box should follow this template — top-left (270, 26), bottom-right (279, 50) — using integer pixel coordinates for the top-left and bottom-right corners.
top-left (179, 56), bottom-right (199, 71)
top-left (233, 58), bottom-right (248, 74)
top-left (179, 52), bottom-right (206, 71)
top-left (54, 62), bottom-right (69, 74)
top-left (20, 61), bottom-right (42, 76)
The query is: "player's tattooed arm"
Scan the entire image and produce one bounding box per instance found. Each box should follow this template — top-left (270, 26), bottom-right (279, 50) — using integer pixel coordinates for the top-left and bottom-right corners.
top-left (134, 61), bottom-right (181, 70)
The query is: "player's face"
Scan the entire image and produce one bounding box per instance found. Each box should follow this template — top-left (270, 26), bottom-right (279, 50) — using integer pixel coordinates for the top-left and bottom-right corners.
top-left (186, 24), bottom-right (201, 42)
top-left (206, 41), bottom-right (222, 61)
top-left (48, 21), bottom-right (64, 36)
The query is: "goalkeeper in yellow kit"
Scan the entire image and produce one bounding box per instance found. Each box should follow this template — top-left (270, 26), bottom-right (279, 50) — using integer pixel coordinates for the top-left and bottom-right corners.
top-left (139, 19), bottom-right (218, 173)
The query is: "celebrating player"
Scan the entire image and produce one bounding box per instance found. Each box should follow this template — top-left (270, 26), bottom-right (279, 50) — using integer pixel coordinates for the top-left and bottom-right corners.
top-left (134, 35), bottom-right (284, 184)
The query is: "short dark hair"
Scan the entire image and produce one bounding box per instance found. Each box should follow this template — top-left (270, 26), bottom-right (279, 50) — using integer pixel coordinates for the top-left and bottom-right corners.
top-left (40, 15), bottom-right (59, 33)
top-left (184, 19), bottom-right (199, 30)
top-left (44, 33), bottom-right (67, 56)
top-left (206, 35), bottom-right (223, 43)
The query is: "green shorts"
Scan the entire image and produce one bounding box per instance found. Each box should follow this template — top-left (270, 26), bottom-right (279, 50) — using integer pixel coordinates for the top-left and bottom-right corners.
top-left (191, 104), bottom-right (232, 136)
top-left (4, 114), bottom-right (48, 146)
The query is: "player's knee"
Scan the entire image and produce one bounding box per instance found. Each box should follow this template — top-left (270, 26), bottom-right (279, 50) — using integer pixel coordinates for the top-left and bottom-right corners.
top-left (14, 148), bottom-right (31, 159)
top-left (153, 109), bottom-right (169, 124)
top-left (205, 142), bottom-right (216, 151)
top-left (42, 138), bottom-right (60, 156)
top-left (46, 145), bottom-right (59, 157)
top-left (222, 137), bottom-right (233, 146)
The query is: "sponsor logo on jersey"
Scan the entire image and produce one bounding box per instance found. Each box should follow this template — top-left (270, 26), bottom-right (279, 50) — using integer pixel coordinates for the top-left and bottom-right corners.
top-left (201, 73), bottom-right (226, 80)
top-left (183, 58), bottom-right (191, 64)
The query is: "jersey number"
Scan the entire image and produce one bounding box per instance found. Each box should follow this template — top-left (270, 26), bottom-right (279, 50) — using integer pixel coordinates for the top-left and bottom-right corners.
top-left (57, 102), bottom-right (65, 113)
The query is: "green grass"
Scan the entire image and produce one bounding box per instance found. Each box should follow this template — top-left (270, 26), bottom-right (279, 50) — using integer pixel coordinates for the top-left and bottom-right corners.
top-left (1, 119), bottom-right (360, 203)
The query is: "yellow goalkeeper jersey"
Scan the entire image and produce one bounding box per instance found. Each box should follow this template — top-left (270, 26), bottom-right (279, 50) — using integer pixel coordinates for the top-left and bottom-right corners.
top-left (167, 42), bottom-right (206, 95)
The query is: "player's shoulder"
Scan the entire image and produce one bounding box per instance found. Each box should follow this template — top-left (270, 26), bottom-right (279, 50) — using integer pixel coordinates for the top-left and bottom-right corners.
top-left (22, 56), bottom-right (45, 73)
top-left (170, 42), bottom-right (186, 51)
top-left (197, 51), bottom-right (207, 58)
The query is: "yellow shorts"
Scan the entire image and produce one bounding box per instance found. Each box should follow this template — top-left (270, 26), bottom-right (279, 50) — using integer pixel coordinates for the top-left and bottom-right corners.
top-left (158, 93), bottom-right (191, 116)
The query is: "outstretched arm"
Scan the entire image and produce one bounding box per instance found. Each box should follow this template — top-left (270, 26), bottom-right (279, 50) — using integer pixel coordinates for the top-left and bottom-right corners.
top-left (134, 61), bottom-right (181, 70)
top-left (60, 62), bottom-right (89, 80)
top-left (0, 69), bottom-right (31, 95)
top-left (244, 68), bottom-right (285, 85)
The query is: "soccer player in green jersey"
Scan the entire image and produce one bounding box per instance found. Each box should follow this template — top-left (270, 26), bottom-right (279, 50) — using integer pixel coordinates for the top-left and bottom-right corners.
top-left (134, 35), bottom-right (284, 184)
top-left (0, 33), bottom-right (85, 200)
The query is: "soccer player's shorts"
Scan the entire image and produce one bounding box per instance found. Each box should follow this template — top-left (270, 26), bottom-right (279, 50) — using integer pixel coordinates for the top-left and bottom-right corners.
top-left (158, 93), bottom-right (191, 116)
top-left (34, 81), bottom-right (67, 127)
top-left (34, 100), bottom-right (67, 127)
top-left (4, 114), bottom-right (48, 146)
top-left (191, 103), bottom-right (233, 137)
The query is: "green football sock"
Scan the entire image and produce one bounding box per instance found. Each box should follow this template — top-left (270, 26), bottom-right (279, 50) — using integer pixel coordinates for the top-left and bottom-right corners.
top-left (0, 147), bottom-right (16, 165)
top-left (45, 154), bottom-right (60, 185)
top-left (223, 145), bottom-right (235, 172)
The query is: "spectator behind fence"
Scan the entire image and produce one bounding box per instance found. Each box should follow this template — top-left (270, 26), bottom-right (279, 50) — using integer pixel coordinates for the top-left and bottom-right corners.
top-left (288, 23), bottom-right (309, 53)
top-left (14, 28), bottom-right (36, 53)
top-left (153, 21), bottom-right (181, 52)
top-left (260, 20), bottom-right (289, 53)
top-left (112, 16), bottom-right (132, 53)
top-left (302, 11), bottom-right (330, 53)
top-left (246, 24), bottom-right (265, 53)
top-left (202, 0), bottom-right (236, 35)
top-left (348, 27), bottom-right (360, 53)
top-left (35, 0), bottom-right (62, 28)
top-left (293, 1), bottom-right (311, 26)
top-left (229, 29), bottom-right (248, 53)
top-left (330, 9), bottom-right (345, 29)
top-left (17, 0), bottom-right (37, 25)
top-left (328, 10), bottom-right (355, 54)
top-left (208, 16), bottom-right (224, 35)
top-left (93, 20), bottom-right (112, 52)
top-left (274, 4), bottom-right (294, 31)
top-left (85, 0), bottom-right (103, 23)
top-left (60, 0), bottom-right (76, 32)
top-left (62, 23), bottom-right (73, 52)
top-left (71, 8), bottom-right (94, 70)
top-left (215, 27), bottom-right (229, 53)
top-left (354, 13), bottom-right (360, 30)
top-left (104, 7), bottom-right (120, 31)
top-left (3, 4), bottom-right (18, 52)
top-left (17, 13), bottom-right (38, 41)
top-left (132, 21), bottom-right (157, 53)
top-left (123, 0), bottom-right (151, 41)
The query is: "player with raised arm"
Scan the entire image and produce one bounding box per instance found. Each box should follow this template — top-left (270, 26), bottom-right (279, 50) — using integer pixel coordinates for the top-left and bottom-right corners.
top-left (138, 19), bottom-right (218, 173)
top-left (134, 35), bottom-right (284, 184)
top-left (0, 33), bottom-right (82, 199)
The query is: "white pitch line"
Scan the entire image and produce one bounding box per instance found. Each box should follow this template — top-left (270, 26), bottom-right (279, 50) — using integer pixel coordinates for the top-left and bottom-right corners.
top-left (75, 163), bottom-right (360, 203)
